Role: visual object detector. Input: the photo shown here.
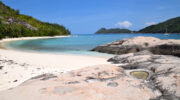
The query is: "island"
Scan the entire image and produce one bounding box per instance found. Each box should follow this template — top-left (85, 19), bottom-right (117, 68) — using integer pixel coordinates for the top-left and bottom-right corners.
top-left (95, 28), bottom-right (132, 34)
top-left (139, 17), bottom-right (180, 33)
top-left (96, 17), bottom-right (180, 34)
top-left (0, 1), bottom-right (70, 40)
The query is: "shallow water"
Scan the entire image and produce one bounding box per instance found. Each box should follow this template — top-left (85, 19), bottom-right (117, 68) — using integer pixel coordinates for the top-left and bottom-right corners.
top-left (5, 34), bottom-right (180, 57)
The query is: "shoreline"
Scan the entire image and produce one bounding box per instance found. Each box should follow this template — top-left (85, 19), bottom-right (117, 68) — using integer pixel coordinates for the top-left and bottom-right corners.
top-left (0, 35), bottom-right (70, 49)
top-left (0, 35), bottom-right (113, 58)
top-left (0, 35), bottom-right (70, 43)
top-left (0, 36), bottom-right (112, 91)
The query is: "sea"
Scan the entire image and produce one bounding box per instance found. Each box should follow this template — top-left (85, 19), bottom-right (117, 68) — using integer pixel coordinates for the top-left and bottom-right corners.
top-left (5, 34), bottom-right (180, 57)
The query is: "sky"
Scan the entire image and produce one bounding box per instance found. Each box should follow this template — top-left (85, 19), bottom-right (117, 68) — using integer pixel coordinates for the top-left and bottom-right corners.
top-left (2, 0), bottom-right (180, 34)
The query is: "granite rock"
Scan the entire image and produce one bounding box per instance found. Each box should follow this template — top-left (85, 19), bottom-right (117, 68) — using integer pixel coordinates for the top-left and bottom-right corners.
top-left (0, 64), bottom-right (161, 100)
top-left (92, 36), bottom-right (180, 57)
top-left (108, 51), bottom-right (180, 100)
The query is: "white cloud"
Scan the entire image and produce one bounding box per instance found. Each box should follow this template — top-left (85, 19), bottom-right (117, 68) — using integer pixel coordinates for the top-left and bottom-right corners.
top-left (146, 22), bottom-right (156, 26)
top-left (115, 21), bottom-right (132, 28)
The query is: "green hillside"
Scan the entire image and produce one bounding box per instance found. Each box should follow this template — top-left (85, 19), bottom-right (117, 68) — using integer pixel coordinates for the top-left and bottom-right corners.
top-left (139, 17), bottom-right (180, 33)
top-left (0, 1), bottom-right (70, 39)
top-left (95, 28), bottom-right (132, 34)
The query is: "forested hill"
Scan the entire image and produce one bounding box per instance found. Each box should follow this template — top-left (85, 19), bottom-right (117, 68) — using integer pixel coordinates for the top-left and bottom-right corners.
top-left (0, 1), bottom-right (70, 39)
top-left (139, 17), bottom-right (180, 33)
top-left (95, 28), bottom-right (132, 34)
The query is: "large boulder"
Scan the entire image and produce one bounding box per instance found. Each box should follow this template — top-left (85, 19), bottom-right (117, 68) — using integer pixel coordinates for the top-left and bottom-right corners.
top-left (92, 36), bottom-right (180, 57)
top-left (108, 50), bottom-right (180, 100)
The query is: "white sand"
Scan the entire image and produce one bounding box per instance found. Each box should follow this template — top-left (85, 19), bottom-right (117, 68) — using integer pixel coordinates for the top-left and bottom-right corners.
top-left (0, 36), bottom-right (111, 91)
top-left (0, 36), bottom-right (69, 43)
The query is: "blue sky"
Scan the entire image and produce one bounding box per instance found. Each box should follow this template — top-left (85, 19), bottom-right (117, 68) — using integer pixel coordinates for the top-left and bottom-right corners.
top-left (2, 0), bottom-right (180, 34)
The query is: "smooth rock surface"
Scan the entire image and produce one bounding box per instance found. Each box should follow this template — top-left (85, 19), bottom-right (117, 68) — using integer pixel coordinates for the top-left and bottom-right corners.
top-left (0, 64), bottom-right (161, 100)
top-left (92, 36), bottom-right (180, 57)
top-left (108, 50), bottom-right (180, 100)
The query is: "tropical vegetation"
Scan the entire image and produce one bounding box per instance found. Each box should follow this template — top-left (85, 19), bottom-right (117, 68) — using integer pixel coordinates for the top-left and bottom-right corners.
top-left (0, 1), bottom-right (70, 39)
top-left (95, 28), bottom-right (132, 34)
top-left (139, 17), bottom-right (180, 33)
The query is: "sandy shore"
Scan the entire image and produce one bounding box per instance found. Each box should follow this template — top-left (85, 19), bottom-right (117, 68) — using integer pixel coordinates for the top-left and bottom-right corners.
top-left (0, 36), bottom-right (111, 91)
top-left (0, 36), bottom-right (69, 43)
top-left (0, 36), bottom-right (70, 49)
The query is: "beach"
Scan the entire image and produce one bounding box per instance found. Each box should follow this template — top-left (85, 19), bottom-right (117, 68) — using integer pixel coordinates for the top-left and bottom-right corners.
top-left (0, 36), bottom-right (180, 100)
top-left (1, 0), bottom-right (180, 99)
top-left (0, 36), bottom-right (111, 91)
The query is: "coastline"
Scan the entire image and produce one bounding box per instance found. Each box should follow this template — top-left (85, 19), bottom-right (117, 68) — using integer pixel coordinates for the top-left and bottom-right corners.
top-left (0, 35), bottom-right (70, 49)
top-left (0, 35), bottom-right (70, 43)
top-left (0, 36), bottom-right (180, 100)
top-left (0, 36), bottom-right (111, 91)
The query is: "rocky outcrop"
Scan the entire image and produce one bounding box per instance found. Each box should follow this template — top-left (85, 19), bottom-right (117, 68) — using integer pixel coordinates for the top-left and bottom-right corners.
top-left (0, 64), bottom-right (162, 100)
top-left (108, 50), bottom-right (180, 100)
top-left (2, 18), bottom-right (37, 31)
top-left (92, 36), bottom-right (180, 57)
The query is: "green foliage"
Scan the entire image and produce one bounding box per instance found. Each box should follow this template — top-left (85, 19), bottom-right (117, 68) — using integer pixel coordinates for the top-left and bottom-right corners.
top-left (0, 1), bottom-right (70, 40)
top-left (96, 28), bottom-right (132, 34)
top-left (139, 17), bottom-right (180, 33)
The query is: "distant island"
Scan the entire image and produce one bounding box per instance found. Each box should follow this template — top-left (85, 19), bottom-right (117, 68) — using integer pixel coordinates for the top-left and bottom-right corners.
top-left (0, 1), bottom-right (70, 39)
top-left (96, 17), bottom-right (180, 34)
top-left (95, 28), bottom-right (132, 34)
top-left (139, 17), bottom-right (180, 33)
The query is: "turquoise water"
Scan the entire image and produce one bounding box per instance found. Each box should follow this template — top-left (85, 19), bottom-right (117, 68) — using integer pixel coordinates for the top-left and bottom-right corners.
top-left (6, 34), bottom-right (180, 57)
